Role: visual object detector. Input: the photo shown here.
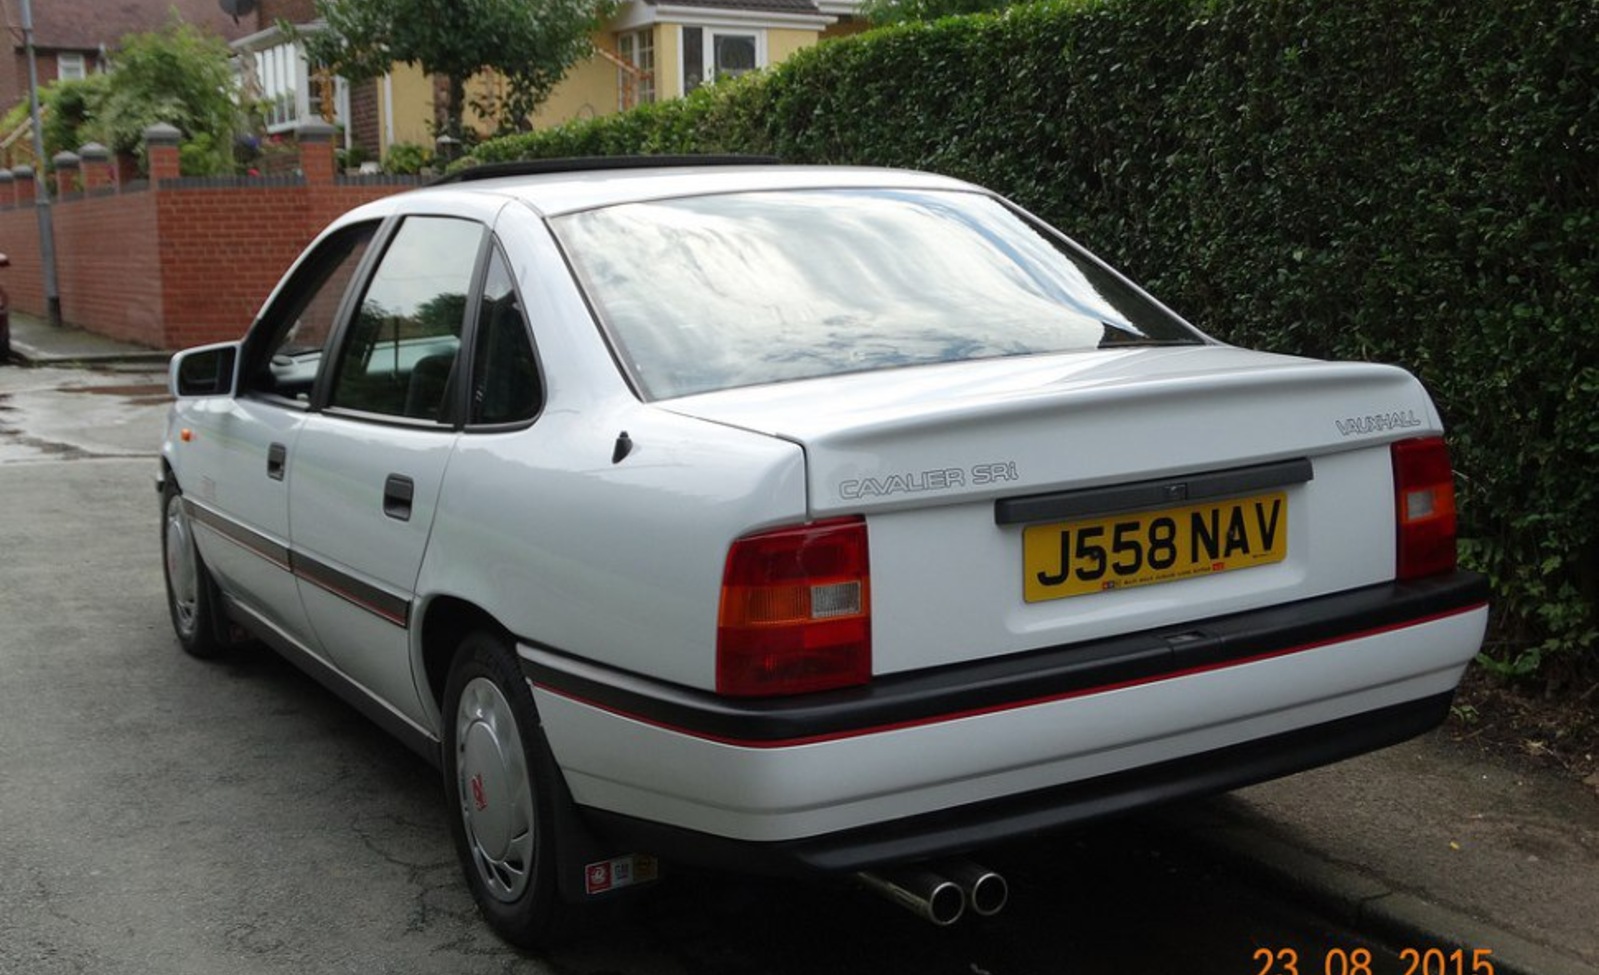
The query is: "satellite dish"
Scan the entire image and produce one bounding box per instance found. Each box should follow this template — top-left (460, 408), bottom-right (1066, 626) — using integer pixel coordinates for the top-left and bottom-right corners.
top-left (219, 0), bottom-right (258, 22)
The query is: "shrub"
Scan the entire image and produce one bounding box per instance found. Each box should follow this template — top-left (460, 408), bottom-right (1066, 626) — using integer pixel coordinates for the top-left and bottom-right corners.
top-left (384, 142), bottom-right (433, 175)
top-left (95, 18), bottom-right (239, 175)
top-left (468, 0), bottom-right (1599, 675)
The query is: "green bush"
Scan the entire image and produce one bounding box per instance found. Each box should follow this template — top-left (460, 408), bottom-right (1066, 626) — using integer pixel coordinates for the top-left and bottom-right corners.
top-left (95, 19), bottom-right (239, 175)
top-left (468, 0), bottom-right (1599, 676)
top-left (384, 142), bottom-right (433, 175)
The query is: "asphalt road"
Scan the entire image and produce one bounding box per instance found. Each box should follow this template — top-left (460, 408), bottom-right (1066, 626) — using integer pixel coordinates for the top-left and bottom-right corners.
top-left (0, 367), bottom-right (1415, 975)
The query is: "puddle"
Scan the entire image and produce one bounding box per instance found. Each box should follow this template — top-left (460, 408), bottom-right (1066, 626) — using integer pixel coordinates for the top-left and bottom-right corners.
top-left (60, 384), bottom-right (171, 398)
top-left (58, 384), bottom-right (172, 407)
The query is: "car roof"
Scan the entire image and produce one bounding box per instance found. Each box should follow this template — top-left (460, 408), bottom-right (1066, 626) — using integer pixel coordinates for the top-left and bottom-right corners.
top-left (402, 162), bottom-right (980, 218)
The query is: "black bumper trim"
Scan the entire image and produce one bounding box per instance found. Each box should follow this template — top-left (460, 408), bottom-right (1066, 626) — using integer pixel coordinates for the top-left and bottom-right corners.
top-left (994, 456), bottom-right (1313, 525)
top-left (521, 571), bottom-right (1487, 745)
top-left (578, 691), bottom-right (1455, 876)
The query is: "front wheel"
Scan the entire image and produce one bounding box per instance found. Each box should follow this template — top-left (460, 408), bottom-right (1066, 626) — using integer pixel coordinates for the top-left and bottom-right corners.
top-left (161, 480), bottom-right (227, 659)
top-left (443, 631), bottom-right (569, 948)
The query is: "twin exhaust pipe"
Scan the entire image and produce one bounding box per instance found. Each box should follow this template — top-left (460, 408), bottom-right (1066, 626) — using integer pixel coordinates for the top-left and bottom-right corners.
top-left (856, 860), bottom-right (1009, 926)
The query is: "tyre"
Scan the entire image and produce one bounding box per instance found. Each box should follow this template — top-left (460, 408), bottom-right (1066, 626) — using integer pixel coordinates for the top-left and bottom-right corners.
top-left (161, 480), bottom-right (228, 659)
top-left (443, 631), bottom-right (570, 948)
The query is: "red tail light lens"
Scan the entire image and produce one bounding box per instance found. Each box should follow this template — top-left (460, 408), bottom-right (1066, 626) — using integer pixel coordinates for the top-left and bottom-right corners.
top-left (717, 517), bottom-right (871, 697)
top-left (1392, 436), bottom-right (1458, 580)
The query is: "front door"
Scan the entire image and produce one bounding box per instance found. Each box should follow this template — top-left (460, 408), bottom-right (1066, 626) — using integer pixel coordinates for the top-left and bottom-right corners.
top-left (181, 221), bottom-right (378, 651)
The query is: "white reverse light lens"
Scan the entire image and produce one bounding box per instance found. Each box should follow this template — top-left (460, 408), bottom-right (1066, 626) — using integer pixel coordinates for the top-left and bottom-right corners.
top-left (810, 581), bottom-right (861, 619)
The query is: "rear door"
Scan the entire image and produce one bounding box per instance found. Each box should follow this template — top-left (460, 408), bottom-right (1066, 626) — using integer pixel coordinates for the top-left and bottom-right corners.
top-left (289, 214), bottom-right (489, 728)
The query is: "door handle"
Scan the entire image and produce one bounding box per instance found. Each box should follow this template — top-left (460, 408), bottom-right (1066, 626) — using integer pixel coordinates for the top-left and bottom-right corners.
top-left (267, 442), bottom-right (287, 481)
top-left (383, 474), bottom-right (415, 521)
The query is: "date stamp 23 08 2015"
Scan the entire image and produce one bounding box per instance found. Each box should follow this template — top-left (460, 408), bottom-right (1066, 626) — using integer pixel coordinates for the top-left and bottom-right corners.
top-left (1253, 947), bottom-right (1497, 975)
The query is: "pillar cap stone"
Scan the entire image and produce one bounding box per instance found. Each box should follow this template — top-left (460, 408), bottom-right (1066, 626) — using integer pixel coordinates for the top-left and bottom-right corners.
top-left (295, 119), bottom-right (339, 143)
top-left (78, 142), bottom-right (111, 161)
top-left (144, 122), bottom-right (183, 146)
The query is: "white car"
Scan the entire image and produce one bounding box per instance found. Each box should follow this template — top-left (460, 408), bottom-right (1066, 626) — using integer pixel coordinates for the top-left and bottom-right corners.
top-left (160, 160), bottom-right (1489, 943)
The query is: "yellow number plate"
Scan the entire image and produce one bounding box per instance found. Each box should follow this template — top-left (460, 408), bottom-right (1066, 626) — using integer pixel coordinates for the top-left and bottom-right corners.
top-left (1023, 492), bottom-right (1288, 603)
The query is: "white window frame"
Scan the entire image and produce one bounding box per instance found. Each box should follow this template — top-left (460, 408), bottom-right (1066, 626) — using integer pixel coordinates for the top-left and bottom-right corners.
top-left (249, 39), bottom-right (349, 134)
top-left (56, 52), bottom-right (87, 82)
top-left (616, 28), bottom-right (657, 111)
top-left (680, 26), bottom-right (766, 94)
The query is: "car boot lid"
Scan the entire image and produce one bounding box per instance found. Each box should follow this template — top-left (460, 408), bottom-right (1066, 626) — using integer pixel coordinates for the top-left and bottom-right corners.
top-left (660, 346), bottom-right (1441, 518)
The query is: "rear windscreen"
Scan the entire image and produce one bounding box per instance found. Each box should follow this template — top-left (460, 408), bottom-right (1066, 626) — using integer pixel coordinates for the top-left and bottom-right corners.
top-left (553, 188), bottom-right (1204, 400)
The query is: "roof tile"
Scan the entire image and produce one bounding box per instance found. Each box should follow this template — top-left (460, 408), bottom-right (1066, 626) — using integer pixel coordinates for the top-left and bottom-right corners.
top-left (15, 0), bottom-right (250, 51)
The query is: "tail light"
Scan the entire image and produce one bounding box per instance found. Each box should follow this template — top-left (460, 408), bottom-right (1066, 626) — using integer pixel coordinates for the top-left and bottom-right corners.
top-left (1392, 436), bottom-right (1458, 580)
top-left (717, 517), bottom-right (871, 697)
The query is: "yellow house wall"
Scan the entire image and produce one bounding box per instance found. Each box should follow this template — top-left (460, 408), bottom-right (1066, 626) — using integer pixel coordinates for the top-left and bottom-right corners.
top-left (533, 33), bottom-right (624, 128)
top-left (384, 62), bottom-right (436, 154)
top-left (768, 28), bottom-right (816, 66)
top-left (655, 25), bottom-right (681, 101)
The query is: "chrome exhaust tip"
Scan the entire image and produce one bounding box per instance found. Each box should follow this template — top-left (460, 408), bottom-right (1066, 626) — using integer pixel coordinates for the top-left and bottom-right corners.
top-left (940, 859), bottom-right (1009, 917)
top-left (856, 868), bottom-right (966, 926)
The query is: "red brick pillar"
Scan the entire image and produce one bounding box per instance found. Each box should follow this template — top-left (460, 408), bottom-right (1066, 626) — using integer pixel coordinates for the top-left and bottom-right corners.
top-left (53, 151), bottom-right (81, 196)
top-left (79, 142), bottom-right (112, 192)
top-left (11, 166), bottom-right (36, 205)
top-left (296, 120), bottom-right (338, 185)
top-left (0, 170), bottom-right (13, 207)
top-left (145, 123), bottom-right (182, 183)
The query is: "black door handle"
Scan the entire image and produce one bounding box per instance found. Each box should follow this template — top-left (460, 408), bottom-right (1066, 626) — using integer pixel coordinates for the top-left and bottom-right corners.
top-left (383, 474), bottom-right (415, 521)
top-left (267, 442), bottom-right (287, 481)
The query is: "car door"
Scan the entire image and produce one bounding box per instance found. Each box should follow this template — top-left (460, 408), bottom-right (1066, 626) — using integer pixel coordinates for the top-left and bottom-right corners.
top-left (179, 221), bottom-right (379, 649)
top-left (288, 214), bottom-right (490, 729)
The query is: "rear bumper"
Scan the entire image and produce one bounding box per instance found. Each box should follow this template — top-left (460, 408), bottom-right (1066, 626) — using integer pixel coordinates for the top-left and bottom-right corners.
top-left (583, 691), bottom-right (1452, 875)
top-left (521, 571), bottom-right (1487, 872)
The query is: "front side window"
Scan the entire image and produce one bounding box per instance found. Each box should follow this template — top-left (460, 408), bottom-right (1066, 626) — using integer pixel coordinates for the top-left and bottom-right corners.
top-left (243, 222), bottom-right (378, 403)
top-left (329, 217), bottom-right (485, 421)
top-left (554, 189), bottom-right (1204, 400)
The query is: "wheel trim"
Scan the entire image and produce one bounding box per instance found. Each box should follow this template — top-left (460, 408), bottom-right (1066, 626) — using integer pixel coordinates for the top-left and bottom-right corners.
top-left (164, 497), bottom-right (200, 637)
top-left (456, 676), bottom-right (535, 904)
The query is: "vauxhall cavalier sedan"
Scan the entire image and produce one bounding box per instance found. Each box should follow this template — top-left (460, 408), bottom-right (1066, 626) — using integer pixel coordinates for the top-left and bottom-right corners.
top-left (160, 159), bottom-right (1489, 943)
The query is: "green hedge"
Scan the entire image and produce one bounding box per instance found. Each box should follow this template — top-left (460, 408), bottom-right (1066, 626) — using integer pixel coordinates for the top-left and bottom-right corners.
top-left (470, 0), bottom-right (1599, 675)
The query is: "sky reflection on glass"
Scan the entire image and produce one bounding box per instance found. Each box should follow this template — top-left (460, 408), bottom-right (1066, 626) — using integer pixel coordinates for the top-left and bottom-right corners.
top-left (556, 189), bottom-right (1195, 400)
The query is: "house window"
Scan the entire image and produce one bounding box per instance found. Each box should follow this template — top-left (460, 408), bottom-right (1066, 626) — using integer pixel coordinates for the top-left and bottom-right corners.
top-left (250, 40), bottom-right (348, 132)
top-left (681, 27), bottom-right (763, 94)
top-left (57, 53), bottom-right (87, 82)
top-left (616, 29), bottom-right (656, 110)
top-left (713, 33), bottom-right (758, 79)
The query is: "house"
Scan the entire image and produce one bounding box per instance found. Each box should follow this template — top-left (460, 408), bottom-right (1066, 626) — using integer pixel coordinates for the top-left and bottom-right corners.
top-left (530, 0), bottom-right (868, 128)
top-left (232, 0), bottom-right (865, 166)
top-left (0, 0), bottom-right (249, 112)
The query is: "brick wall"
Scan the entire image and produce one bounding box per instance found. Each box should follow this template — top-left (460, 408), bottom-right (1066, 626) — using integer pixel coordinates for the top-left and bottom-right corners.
top-left (0, 126), bottom-right (420, 349)
top-left (349, 79), bottom-right (381, 159)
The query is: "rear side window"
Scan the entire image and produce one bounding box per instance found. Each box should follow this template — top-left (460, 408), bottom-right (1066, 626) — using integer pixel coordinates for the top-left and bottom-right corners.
top-left (328, 216), bottom-right (485, 421)
top-left (468, 247), bottom-right (542, 426)
top-left (553, 188), bottom-right (1203, 400)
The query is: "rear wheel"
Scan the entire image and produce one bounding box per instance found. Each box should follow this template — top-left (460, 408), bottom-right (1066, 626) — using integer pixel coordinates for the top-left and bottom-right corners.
top-left (161, 480), bottom-right (227, 659)
top-left (443, 631), bottom-right (569, 948)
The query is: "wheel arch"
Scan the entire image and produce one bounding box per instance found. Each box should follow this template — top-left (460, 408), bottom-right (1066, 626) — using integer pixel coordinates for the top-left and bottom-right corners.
top-left (417, 595), bottom-right (514, 712)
